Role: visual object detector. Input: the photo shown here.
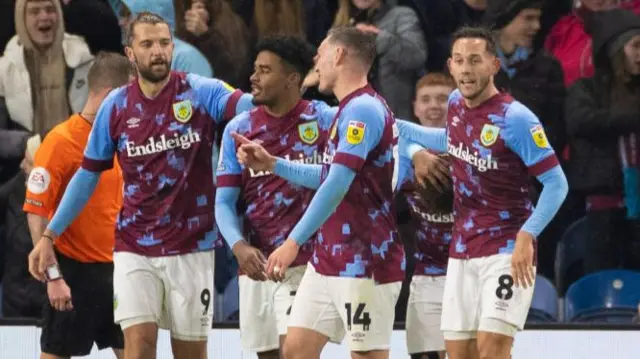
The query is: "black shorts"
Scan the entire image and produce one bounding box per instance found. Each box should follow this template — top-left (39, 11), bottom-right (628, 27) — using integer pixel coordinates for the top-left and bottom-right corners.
top-left (41, 251), bottom-right (124, 356)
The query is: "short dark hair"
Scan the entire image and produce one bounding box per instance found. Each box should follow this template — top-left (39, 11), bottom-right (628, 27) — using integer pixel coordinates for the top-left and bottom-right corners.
top-left (450, 26), bottom-right (498, 56)
top-left (256, 36), bottom-right (316, 83)
top-left (327, 26), bottom-right (377, 69)
top-left (127, 11), bottom-right (171, 46)
top-left (87, 52), bottom-right (134, 91)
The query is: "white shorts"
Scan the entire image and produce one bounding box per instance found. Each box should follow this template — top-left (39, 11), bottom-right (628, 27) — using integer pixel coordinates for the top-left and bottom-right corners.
top-left (238, 265), bottom-right (305, 352)
top-left (406, 275), bottom-right (446, 354)
top-left (113, 251), bottom-right (215, 341)
top-left (288, 263), bottom-right (402, 352)
top-left (441, 253), bottom-right (534, 340)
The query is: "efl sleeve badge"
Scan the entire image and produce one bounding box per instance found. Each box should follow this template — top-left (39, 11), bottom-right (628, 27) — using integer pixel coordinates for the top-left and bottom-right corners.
top-left (346, 120), bottom-right (366, 145)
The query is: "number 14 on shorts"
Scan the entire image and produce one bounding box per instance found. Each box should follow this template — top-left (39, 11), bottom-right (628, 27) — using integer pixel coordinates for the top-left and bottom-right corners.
top-left (345, 302), bottom-right (371, 331)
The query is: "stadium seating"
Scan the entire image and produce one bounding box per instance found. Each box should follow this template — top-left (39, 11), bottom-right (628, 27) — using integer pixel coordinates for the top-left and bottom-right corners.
top-left (527, 275), bottom-right (559, 323)
top-left (555, 216), bottom-right (587, 296)
top-left (564, 270), bottom-right (640, 323)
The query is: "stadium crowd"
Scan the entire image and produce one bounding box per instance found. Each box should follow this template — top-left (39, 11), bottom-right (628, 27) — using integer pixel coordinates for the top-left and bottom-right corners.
top-left (1, 0), bottom-right (640, 358)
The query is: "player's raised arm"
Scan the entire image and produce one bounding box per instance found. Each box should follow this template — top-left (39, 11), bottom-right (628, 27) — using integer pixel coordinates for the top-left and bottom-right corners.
top-left (287, 99), bottom-right (385, 246)
top-left (397, 119), bottom-right (447, 153)
top-left (232, 132), bottom-right (324, 190)
top-left (186, 73), bottom-right (255, 123)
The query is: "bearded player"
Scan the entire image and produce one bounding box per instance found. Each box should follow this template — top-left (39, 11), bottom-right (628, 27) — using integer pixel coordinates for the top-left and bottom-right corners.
top-left (28, 12), bottom-right (253, 359)
top-left (398, 26), bottom-right (568, 359)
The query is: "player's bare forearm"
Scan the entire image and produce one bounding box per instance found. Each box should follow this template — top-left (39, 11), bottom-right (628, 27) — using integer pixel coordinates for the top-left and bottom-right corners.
top-left (273, 157), bottom-right (322, 190)
top-left (288, 164), bottom-right (355, 246)
top-left (26, 213), bottom-right (49, 246)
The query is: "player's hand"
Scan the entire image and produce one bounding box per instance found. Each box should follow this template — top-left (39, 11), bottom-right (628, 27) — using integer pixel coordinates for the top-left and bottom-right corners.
top-left (28, 236), bottom-right (57, 282)
top-left (301, 68), bottom-right (319, 91)
top-left (511, 231), bottom-right (535, 289)
top-left (266, 239), bottom-right (299, 282)
top-left (232, 132), bottom-right (277, 172)
top-left (47, 279), bottom-right (73, 311)
top-left (412, 150), bottom-right (450, 192)
top-left (232, 240), bottom-right (268, 281)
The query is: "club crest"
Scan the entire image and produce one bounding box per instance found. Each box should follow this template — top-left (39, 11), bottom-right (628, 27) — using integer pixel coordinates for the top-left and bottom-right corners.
top-left (173, 100), bottom-right (193, 123)
top-left (480, 124), bottom-right (500, 147)
top-left (298, 121), bottom-right (319, 144)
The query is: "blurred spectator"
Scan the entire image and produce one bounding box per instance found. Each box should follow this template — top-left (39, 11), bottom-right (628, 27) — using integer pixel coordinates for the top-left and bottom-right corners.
top-left (545, 0), bottom-right (620, 87)
top-left (232, 0), bottom-right (332, 47)
top-left (109, 0), bottom-right (213, 77)
top-left (413, 73), bottom-right (455, 128)
top-left (332, 0), bottom-right (427, 120)
top-left (0, 134), bottom-right (46, 318)
top-left (178, 0), bottom-right (252, 90)
top-left (62, 0), bottom-right (123, 55)
top-left (565, 8), bottom-right (640, 274)
top-left (0, 0), bottom-right (93, 185)
top-left (402, 0), bottom-right (487, 72)
top-left (485, 0), bottom-right (566, 153)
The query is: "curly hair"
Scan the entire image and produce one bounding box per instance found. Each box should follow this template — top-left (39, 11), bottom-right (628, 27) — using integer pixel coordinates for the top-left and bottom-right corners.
top-left (256, 35), bottom-right (316, 84)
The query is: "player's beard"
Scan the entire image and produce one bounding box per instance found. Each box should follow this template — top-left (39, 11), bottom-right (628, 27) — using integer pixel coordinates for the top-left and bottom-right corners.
top-left (135, 55), bottom-right (171, 84)
top-left (461, 75), bottom-right (490, 101)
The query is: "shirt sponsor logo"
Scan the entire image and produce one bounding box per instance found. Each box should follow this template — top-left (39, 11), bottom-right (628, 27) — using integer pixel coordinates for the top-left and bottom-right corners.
top-left (530, 124), bottom-right (550, 148)
top-left (125, 128), bottom-right (201, 157)
top-left (346, 120), bottom-right (365, 145)
top-left (411, 208), bottom-right (455, 223)
top-left (27, 167), bottom-right (51, 195)
top-left (248, 150), bottom-right (333, 178)
top-left (447, 141), bottom-right (498, 172)
top-left (480, 124), bottom-right (500, 147)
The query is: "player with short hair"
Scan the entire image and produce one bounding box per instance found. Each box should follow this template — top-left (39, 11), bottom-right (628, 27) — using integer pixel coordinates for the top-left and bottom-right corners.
top-left (398, 26), bottom-right (569, 359)
top-left (24, 52), bottom-right (132, 359)
top-left (28, 11), bottom-right (253, 359)
top-left (402, 72), bottom-right (456, 359)
top-left (233, 26), bottom-right (404, 359)
top-left (215, 35), bottom-right (336, 359)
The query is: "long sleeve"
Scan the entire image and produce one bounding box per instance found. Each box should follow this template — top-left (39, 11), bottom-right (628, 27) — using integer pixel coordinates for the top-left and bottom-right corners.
top-left (214, 187), bottom-right (244, 249)
top-left (47, 168), bottom-right (100, 236)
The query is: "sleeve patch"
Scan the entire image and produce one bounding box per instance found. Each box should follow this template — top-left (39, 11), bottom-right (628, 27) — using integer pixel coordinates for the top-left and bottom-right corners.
top-left (530, 125), bottom-right (550, 148)
top-left (222, 81), bottom-right (235, 92)
top-left (346, 120), bottom-right (366, 145)
top-left (27, 167), bottom-right (51, 195)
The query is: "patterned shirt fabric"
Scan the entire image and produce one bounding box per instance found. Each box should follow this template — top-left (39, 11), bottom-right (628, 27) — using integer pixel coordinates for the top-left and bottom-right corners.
top-left (446, 90), bottom-right (559, 260)
top-left (216, 100), bottom-right (336, 265)
top-left (397, 161), bottom-right (451, 276)
top-left (314, 85), bottom-right (405, 284)
top-left (82, 71), bottom-right (249, 257)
